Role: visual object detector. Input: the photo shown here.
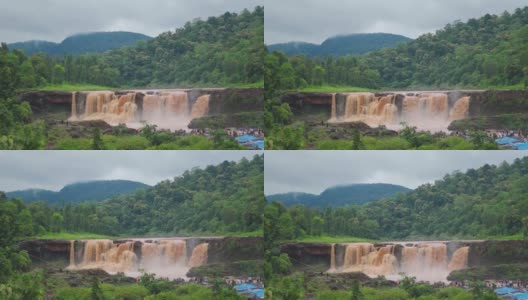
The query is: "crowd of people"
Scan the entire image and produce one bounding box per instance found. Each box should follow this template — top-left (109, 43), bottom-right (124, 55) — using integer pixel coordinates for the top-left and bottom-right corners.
top-left (486, 279), bottom-right (528, 291)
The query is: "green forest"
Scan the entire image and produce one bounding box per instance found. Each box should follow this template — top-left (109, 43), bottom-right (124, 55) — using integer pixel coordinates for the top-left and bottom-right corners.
top-left (1, 7), bottom-right (263, 89)
top-left (266, 156), bottom-right (528, 242)
top-left (266, 7), bottom-right (528, 90)
top-left (1, 154), bottom-right (263, 237)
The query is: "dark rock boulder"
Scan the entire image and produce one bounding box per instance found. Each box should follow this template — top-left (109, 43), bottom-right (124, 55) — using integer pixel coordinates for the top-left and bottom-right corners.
top-left (280, 243), bottom-right (331, 269)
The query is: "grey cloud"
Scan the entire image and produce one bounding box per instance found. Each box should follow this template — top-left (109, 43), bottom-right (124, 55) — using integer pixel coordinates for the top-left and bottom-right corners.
top-left (264, 151), bottom-right (527, 195)
top-left (0, 150), bottom-right (261, 192)
top-left (265, 0), bottom-right (527, 44)
top-left (1, 0), bottom-right (263, 43)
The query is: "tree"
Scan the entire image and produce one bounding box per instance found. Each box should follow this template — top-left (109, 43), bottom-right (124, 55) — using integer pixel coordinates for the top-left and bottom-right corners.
top-left (91, 128), bottom-right (105, 150)
top-left (51, 212), bottom-right (64, 232)
top-left (52, 64), bottom-right (65, 84)
top-left (350, 280), bottom-right (364, 300)
top-left (351, 129), bottom-right (364, 150)
top-left (311, 216), bottom-right (324, 236)
top-left (90, 277), bottom-right (104, 300)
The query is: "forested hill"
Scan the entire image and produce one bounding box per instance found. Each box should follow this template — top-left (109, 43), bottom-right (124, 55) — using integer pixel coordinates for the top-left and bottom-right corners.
top-left (267, 157), bottom-right (528, 241)
top-left (267, 7), bottom-right (528, 90)
top-left (363, 157), bottom-right (528, 239)
top-left (96, 154), bottom-right (265, 235)
top-left (2, 6), bottom-right (264, 89)
top-left (268, 33), bottom-right (411, 57)
top-left (8, 32), bottom-right (152, 56)
top-left (1, 155), bottom-right (264, 237)
top-left (267, 183), bottom-right (410, 207)
top-left (364, 7), bottom-right (528, 88)
top-left (6, 180), bottom-right (150, 205)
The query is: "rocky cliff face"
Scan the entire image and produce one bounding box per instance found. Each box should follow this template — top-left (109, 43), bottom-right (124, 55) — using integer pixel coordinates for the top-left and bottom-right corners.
top-left (280, 242), bottom-right (332, 268)
top-left (19, 236), bottom-right (263, 266)
top-left (280, 240), bottom-right (528, 270)
top-left (20, 88), bottom-right (263, 119)
top-left (282, 90), bottom-right (528, 120)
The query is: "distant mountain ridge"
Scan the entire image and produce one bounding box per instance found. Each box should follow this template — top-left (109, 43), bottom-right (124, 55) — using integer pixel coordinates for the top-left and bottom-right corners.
top-left (266, 183), bottom-right (411, 207)
top-left (268, 33), bottom-right (412, 57)
top-left (7, 180), bottom-right (150, 204)
top-left (8, 31), bottom-right (152, 56)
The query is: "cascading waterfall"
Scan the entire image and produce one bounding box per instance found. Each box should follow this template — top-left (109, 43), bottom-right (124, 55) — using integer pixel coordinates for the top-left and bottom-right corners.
top-left (188, 243), bottom-right (209, 267)
top-left (68, 239), bottom-right (208, 279)
top-left (447, 246), bottom-right (469, 271)
top-left (329, 92), bottom-right (470, 131)
top-left (329, 243), bottom-right (336, 272)
top-left (330, 94), bottom-right (337, 121)
top-left (449, 97), bottom-right (470, 122)
top-left (71, 92), bottom-right (77, 119)
top-left (190, 95), bottom-right (210, 119)
top-left (70, 90), bottom-right (211, 130)
top-left (333, 242), bottom-right (470, 282)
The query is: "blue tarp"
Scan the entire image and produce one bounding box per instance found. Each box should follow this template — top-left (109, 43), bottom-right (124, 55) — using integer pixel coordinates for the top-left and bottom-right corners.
top-left (496, 137), bottom-right (520, 145)
top-left (251, 140), bottom-right (264, 149)
top-left (250, 289), bottom-right (265, 299)
top-left (495, 287), bottom-right (519, 295)
top-left (236, 135), bottom-right (259, 143)
top-left (234, 283), bottom-right (258, 292)
top-left (512, 143), bottom-right (528, 150)
top-left (512, 293), bottom-right (528, 300)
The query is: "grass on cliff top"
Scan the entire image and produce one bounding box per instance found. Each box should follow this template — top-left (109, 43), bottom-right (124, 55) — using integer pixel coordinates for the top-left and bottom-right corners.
top-left (34, 232), bottom-right (115, 240)
top-left (297, 85), bottom-right (376, 93)
top-left (296, 235), bottom-right (374, 243)
top-left (37, 83), bottom-right (115, 91)
top-left (227, 230), bottom-right (263, 237)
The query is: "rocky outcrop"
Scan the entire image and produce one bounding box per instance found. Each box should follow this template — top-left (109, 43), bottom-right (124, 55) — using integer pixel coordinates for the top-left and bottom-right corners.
top-left (20, 91), bottom-right (72, 113)
top-left (466, 240), bottom-right (528, 267)
top-left (280, 242), bottom-right (332, 268)
top-left (282, 92), bottom-right (333, 115)
top-left (202, 236), bottom-right (263, 264)
top-left (19, 239), bottom-right (71, 263)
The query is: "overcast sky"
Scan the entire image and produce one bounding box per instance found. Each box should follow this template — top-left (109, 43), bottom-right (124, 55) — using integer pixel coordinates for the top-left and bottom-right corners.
top-left (0, 0), bottom-right (263, 43)
top-left (265, 0), bottom-right (527, 44)
top-left (265, 151), bottom-right (527, 195)
top-left (0, 151), bottom-right (261, 192)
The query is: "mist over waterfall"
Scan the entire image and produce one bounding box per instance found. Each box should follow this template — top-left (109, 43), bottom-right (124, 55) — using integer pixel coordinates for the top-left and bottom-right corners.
top-left (331, 242), bottom-right (470, 282)
top-left (329, 92), bottom-right (470, 132)
top-left (70, 90), bottom-right (211, 130)
top-left (68, 239), bottom-right (209, 279)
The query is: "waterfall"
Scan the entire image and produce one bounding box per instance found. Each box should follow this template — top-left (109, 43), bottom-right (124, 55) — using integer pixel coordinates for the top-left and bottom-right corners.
top-left (334, 242), bottom-right (469, 282)
top-left (69, 240), bottom-right (75, 267)
top-left (190, 95), bottom-right (210, 119)
top-left (71, 92), bottom-right (77, 119)
top-left (70, 90), bottom-right (201, 131)
top-left (67, 239), bottom-right (202, 279)
top-left (448, 246), bottom-right (469, 271)
top-left (330, 94), bottom-right (337, 121)
top-left (188, 243), bottom-right (209, 267)
top-left (449, 97), bottom-right (470, 121)
top-left (329, 243), bottom-right (336, 272)
top-left (328, 92), bottom-right (471, 131)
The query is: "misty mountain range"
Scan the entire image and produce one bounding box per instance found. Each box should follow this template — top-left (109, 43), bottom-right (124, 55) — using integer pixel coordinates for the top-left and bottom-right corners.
top-left (266, 183), bottom-right (411, 208)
